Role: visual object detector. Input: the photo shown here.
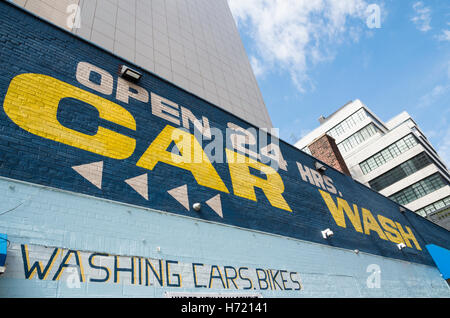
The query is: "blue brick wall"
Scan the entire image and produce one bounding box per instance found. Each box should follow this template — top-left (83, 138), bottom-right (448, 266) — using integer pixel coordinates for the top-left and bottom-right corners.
top-left (0, 0), bottom-right (448, 280)
top-left (0, 178), bottom-right (448, 297)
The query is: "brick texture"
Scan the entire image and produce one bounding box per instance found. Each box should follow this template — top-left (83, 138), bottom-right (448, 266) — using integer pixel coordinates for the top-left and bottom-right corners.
top-left (0, 2), bottom-right (449, 297)
top-left (0, 2), bottom-right (449, 275)
top-left (308, 134), bottom-right (352, 176)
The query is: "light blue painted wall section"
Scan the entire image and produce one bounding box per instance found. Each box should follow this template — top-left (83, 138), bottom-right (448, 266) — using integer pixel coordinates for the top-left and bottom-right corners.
top-left (0, 178), bottom-right (448, 298)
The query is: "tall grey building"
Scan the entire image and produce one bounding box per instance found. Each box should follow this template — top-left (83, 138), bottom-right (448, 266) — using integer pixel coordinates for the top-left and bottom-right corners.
top-left (9, 0), bottom-right (273, 129)
top-left (295, 100), bottom-right (450, 219)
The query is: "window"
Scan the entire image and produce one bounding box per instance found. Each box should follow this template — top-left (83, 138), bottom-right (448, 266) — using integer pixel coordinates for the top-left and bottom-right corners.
top-left (359, 134), bottom-right (419, 175)
top-left (381, 149), bottom-right (393, 161)
top-left (337, 123), bottom-right (379, 154)
top-left (368, 152), bottom-right (433, 191)
top-left (415, 196), bottom-right (450, 217)
top-left (389, 173), bottom-right (448, 206)
top-left (397, 139), bottom-right (408, 153)
top-left (327, 108), bottom-right (368, 139)
top-left (404, 134), bottom-right (416, 148)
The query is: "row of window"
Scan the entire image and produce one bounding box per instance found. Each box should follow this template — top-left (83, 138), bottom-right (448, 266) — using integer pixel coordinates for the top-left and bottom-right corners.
top-left (415, 196), bottom-right (450, 217)
top-left (434, 211), bottom-right (450, 221)
top-left (368, 152), bottom-right (433, 191)
top-left (337, 124), bottom-right (379, 154)
top-left (327, 108), bottom-right (368, 139)
top-left (359, 134), bottom-right (418, 175)
top-left (389, 173), bottom-right (448, 206)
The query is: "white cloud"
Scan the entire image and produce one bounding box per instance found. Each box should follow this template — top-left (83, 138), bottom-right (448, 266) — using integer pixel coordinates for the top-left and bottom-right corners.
top-left (417, 84), bottom-right (450, 108)
top-left (228, 0), bottom-right (370, 93)
top-left (426, 123), bottom-right (450, 168)
top-left (437, 127), bottom-right (450, 167)
top-left (415, 60), bottom-right (450, 166)
top-left (416, 60), bottom-right (450, 108)
top-left (249, 55), bottom-right (265, 78)
top-left (448, 61), bottom-right (450, 79)
top-left (437, 29), bottom-right (450, 41)
top-left (411, 2), bottom-right (432, 32)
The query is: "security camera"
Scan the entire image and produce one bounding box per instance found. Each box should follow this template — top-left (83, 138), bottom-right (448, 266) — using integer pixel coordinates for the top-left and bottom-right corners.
top-left (315, 162), bottom-right (327, 173)
top-left (397, 243), bottom-right (406, 250)
top-left (321, 228), bottom-right (334, 239)
top-left (193, 203), bottom-right (201, 212)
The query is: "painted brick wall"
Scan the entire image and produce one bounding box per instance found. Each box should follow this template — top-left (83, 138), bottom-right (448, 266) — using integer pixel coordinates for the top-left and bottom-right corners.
top-left (0, 1), bottom-right (449, 298)
top-left (0, 178), bottom-right (448, 297)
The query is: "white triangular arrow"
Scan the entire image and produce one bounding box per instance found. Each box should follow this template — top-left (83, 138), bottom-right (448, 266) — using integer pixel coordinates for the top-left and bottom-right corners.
top-left (72, 161), bottom-right (103, 189)
top-left (206, 194), bottom-right (223, 218)
top-left (125, 174), bottom-right (148, 200)
top-left (168, 185), bottom-right (189, 211)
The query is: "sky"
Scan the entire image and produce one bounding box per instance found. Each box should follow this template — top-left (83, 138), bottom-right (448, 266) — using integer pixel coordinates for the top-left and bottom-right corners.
top-left (227, 0), bottom-right (450, 166)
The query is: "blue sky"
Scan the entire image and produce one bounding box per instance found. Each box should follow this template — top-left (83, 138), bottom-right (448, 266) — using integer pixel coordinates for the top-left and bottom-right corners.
top-left (228, 0), bottom-right (450, 165)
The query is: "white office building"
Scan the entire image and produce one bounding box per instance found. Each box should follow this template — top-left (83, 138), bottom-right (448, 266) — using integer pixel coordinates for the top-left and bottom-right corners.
top-left (295, 99), bottom-right (450, 217)
top-left (9, 0), bottom-right (273, 129)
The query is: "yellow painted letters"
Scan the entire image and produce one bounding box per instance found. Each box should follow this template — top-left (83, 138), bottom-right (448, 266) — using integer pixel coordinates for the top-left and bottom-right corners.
top-left (319, 190), bottom-right (422, 251)
top-left (137, 125), bottom-right (229, 193)
top-left (395, 222), bottom-right (422, 250)
top-left (3, 73), bottom-right (136, 160)
top-left (378, 215), bottom-right (404, 244)
top-left (361, 208), bottom-right (388, 240)
top-left (226, 149), bottom-right (292, 212)
top-left (318, 190), bottom-right (363, 232)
